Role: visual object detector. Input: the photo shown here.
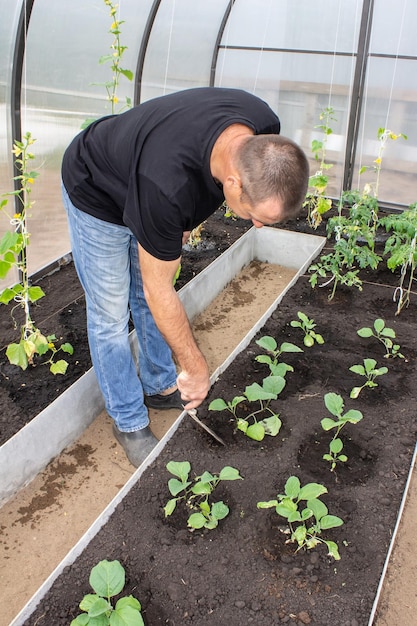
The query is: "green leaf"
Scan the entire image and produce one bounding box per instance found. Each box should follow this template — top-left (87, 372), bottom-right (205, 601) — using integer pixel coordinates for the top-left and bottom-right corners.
top-left (298, 483), bottom-right (327, 501)
top-left (304, 335), bottom-right (314, 347)
top-left (27, 285), bottom-right (45, 303)
top-left (79, 594), bottom-right (100, 612)
top-left (349, 365), bottom-right (365, 375)
top-left (343, 409), bottom-right (363, 424)
top-left (115, 596), bottom-right (142, 612)
top-left (262, 375), bottom-right (286, 396)
top-left (261, 414), bottom-right (282, 437)
top-left (244, 382), bottom-right (276, 402)
top-left (280, 342), bottom-right (303, 353)
top-left (0, 259), bottom-right (13, 279)
top-left (187, 512), bottom-right (207, 529)
top-left (50, 359), bottom-right (69, 375)
top-left (321, 417), bottom-right (337, 431)
top-left (166, 461), bottom-right (190, 482)
top-left (256, 500), bottom-right (278, 509)
top-left (357, 327), bottom-right (373, 338)
top-left (209, 398), bottom-right (228, 411)
top-left (373, 318), bottom-right (385, 333)
top-left (329, 438), bottom-right (343, 453)
top-left (61, 342), bottom-right (74, 354)
top-left (164, 498), bottom-right (177, 516)
top-left (284, 476), bottom-right (301, 499)
top-left (89, 560), bottom-right (125, 598)
top-left (168, 478), bottom-right (189, 497)
top-left (245, 422), bottom-right (265, 441)
top-left (120, 68), bottom-right (134, 81)
top-left (256, 335), bottom-right (277, 352)
top-left (320, 514), bottom-right (344, 530)
top-left (211, 501), bottom-right (229, 520)
top-left (88, 597), bottom-right (112, 618)
top-left (218, 466), bottom-right (242, 481)
top-left (191, 481), bottom-right (211, 496)
top-left (111, 603), bottom-right (144, 626)
top-left (350, 387), bottom-right (362, 399)
top-left (6, 342), bottom-right (28, 370)
top-left (324, 393), bottom-right (344, 417)
top-left (306, 498), bottom-right (328, 522)
top-left (324, 540), bottom-right (341, 560)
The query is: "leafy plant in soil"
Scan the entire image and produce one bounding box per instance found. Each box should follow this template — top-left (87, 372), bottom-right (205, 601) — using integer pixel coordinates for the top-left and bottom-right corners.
top-left (208, 374), bottom-right (285, 441)
top-left (302, 106), bottom-right (336, 229)
top-left (320, 392), bottom-right (363, 472)
top-left (309, 127), bottom-right (410, 303)
top-left (254, 334), bottom-right (303, 377)
top-left (349, 357), bottom-right (388, 398)
top-left (257, 475), bottom-right (344, 560)
top-left (289, 310), bottom-right (325, 347)
top-left (357, 317), bottom-right (404, 359)
top-left (0, 132), bottom-right (73, 374)
top-left (71, 559), bottom-right (144, 626)
top-left (164, 461), bottom-right (242, 530)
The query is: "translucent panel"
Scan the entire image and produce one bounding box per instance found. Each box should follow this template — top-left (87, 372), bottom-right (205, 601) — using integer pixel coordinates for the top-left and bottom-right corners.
top-left (19, 0), bottom-right (151, 275)
top-left (353, 58), bottom-right (417, 206)
top-left (371, 0), bottom-right (417, 56)
top-left (223, 0), bottom-right (362, 52)
top-left (0, 0), bottom-right (23, 289)
top-left (141, 0), bottom-right (230, 101)
top-left (215, 49), bottom-right (358, 197)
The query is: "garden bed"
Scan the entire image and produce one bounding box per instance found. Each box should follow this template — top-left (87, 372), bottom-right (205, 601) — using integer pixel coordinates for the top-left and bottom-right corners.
top-left (17, 234), bottom-right (417, 625)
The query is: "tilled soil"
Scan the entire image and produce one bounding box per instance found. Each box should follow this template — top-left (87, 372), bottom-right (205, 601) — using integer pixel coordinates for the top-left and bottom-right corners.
top-left (21, 233), bottom-right (417, 625)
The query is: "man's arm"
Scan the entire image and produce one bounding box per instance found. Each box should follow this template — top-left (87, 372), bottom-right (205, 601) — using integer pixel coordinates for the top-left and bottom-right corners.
top-left (138, 242), bottom-right (210, 409)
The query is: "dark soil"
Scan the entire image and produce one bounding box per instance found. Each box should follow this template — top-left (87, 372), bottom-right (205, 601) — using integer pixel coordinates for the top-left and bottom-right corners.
top-left (20, 211), bottom-right (417, 625)
top-left (0, 208), bottom-right (252, 446)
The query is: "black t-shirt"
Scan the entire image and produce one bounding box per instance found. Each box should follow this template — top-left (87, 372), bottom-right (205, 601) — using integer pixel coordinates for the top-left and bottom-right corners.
top-left (61, 87), bottom-right (281, 260)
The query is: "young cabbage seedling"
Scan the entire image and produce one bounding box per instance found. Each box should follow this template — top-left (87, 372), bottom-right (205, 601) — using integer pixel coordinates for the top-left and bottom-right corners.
top-left (321, 392), bottom-right (363, 471)
top-left (255, 334), bottom-right (303, 377)
top-left (71, 559), bottom-right (144, 625)
top-left (349, 358), bottom-right (388, 398)
top-left (290, 311), bottom-right (325, 347)
top-left (357, 318), bottom-right (404, 359)
top-left (164, 461), bottom-right (243, 530)
top-left (257, 475), bottom-right (344, 560)
top-left (209, 374), bottom-right (285, 441)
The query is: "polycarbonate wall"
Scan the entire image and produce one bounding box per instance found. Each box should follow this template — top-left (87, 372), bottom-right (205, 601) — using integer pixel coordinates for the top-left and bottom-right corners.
top-left (1, 0), bottom-right (417, 283)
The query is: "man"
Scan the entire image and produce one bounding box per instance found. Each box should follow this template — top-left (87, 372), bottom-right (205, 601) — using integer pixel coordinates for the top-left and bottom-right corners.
top-left (61, 87), bottom-right (309, 467)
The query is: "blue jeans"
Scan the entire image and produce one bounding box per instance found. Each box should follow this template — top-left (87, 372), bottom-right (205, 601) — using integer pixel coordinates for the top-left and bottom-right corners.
top-left (62, 184), bottom-right (177, 432)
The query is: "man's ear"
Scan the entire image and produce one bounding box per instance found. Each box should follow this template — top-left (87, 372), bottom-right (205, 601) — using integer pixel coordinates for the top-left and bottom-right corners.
top-left (224, 174), bottom-right (242, 198)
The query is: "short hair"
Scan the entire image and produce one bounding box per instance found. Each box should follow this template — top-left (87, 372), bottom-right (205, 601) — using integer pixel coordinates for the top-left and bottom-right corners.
top-left (235, 135), bottom-right (310, 220)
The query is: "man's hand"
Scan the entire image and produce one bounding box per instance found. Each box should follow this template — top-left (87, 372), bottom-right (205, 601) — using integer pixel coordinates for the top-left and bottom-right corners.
top-left (138, 243), bottom-right (210, 408)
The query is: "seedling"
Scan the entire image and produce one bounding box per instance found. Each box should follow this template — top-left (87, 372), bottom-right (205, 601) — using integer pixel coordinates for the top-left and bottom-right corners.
top-left (349, 358), bottom-right (388, 398)
top-left (303, 106), bottom-right (336, 229)
top-left (164, 461), bottom-right (242, 530)
top-left (357, 318), bottom-right (404, 359)
top-left (209, 374), bottom-right (285, 441)
top-left (257, 475), bottom-right (344, 560)
top-left (321, 392), bottom-right (363, 471)
top-left (255, 334), bottom-right (303, 377)
top-left (70, 559), bottom-right (144, 625)
top-left (290, 311), bottom-right (324, 347)
top-left (82, 0), bottom-right (133, 128)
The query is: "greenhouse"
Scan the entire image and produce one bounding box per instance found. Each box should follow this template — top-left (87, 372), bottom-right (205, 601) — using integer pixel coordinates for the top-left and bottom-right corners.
top-left (1, 0), bottom-right (416, 278)
top-left (1, 1), bottom-right (417, 625)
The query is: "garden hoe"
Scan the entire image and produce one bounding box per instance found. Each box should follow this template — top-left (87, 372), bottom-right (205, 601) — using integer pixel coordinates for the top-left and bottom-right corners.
top-left (183, 406), bottom-right (226, 445)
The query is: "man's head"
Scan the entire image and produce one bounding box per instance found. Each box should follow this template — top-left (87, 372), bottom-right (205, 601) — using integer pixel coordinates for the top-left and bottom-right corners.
top-left (224, 134), bottom-right (309, 227)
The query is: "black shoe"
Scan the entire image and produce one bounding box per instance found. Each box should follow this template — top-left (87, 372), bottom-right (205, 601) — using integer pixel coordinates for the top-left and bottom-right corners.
top-left (144, 389), bottom-right (183, 410)
top-left (112, 424), bottom-right (159, 468)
